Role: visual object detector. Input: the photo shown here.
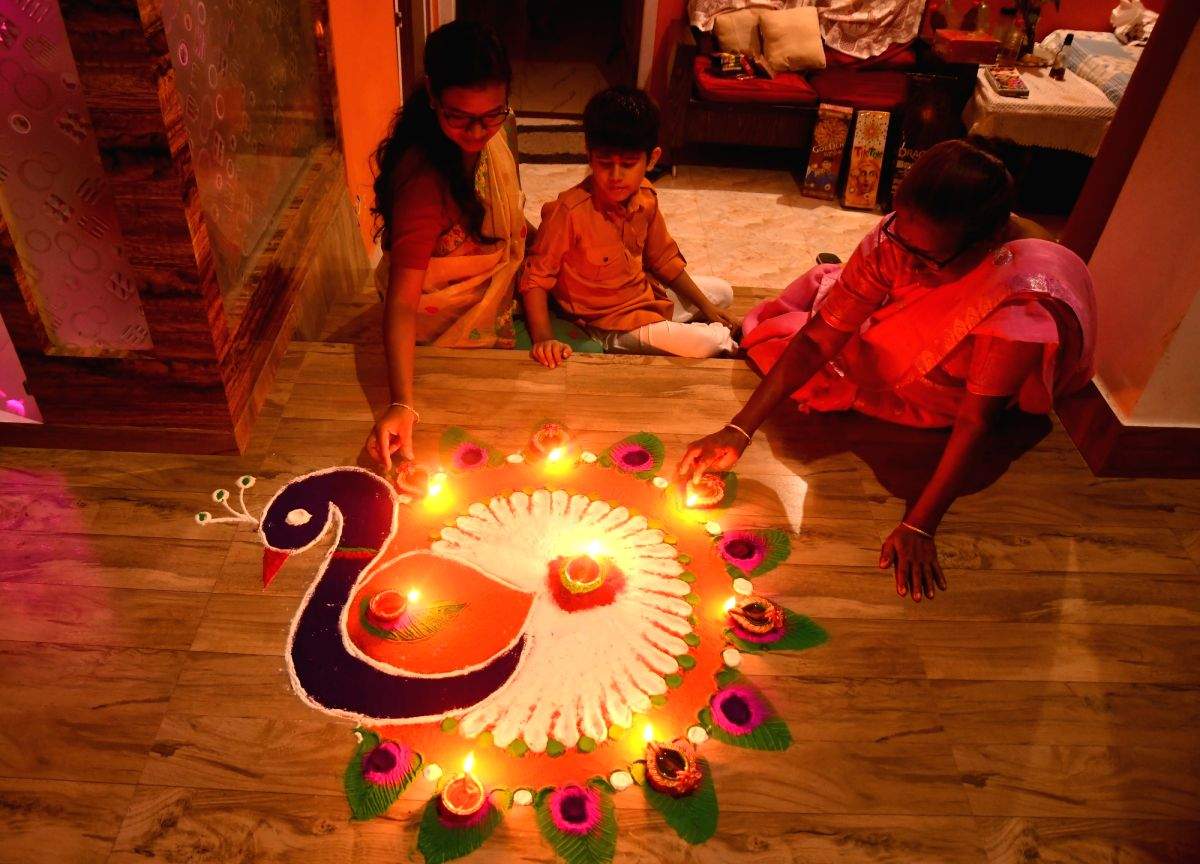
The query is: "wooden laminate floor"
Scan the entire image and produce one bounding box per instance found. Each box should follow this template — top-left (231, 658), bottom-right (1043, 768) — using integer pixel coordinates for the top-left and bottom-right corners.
top-left (2, 286), bottom-right (1199, 863)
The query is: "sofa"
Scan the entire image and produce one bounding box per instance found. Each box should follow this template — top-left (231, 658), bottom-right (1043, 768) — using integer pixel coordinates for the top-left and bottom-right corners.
top-left (661, 10), bottom-right (924, 164)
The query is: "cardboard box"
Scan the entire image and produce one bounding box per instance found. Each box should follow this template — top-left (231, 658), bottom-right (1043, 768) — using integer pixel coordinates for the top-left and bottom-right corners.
top-left (802, 103), bottom-right (853, 200)
top-left (933, 28), bottom-right (1001, 65)
top-left (842, 109), bottom-right (890, 211)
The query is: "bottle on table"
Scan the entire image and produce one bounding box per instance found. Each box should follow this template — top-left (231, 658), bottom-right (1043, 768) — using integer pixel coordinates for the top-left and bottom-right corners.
top-left (1050, 32), bottom-right (1074, 80)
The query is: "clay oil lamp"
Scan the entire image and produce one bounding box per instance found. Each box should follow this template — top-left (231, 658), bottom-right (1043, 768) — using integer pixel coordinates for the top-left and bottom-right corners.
top-left (642, 726), bottom-right (702, 797)
top-left (728, 595), bottom-right (786, 641)
top-left (685, 473), bottom-right (726, 509)
top-left (439, 752), bottom-right (487, 821)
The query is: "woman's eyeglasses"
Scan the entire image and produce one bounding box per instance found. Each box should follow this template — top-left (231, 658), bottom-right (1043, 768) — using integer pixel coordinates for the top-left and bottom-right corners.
top-left (881, 213), bottom-right (968, 272)
top-left (436, 104), bottom-right (511, 131)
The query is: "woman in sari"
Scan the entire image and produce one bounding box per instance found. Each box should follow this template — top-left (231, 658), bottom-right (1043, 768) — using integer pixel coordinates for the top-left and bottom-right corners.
top-left (677, 139), bottom-right (1097, 603)
top-left (367, 21), bottom-right (527, 468)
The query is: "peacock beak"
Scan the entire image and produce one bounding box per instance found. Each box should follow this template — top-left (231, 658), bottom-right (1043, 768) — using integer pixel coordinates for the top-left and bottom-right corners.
top-left (262, 548), bottom-right (291, 589)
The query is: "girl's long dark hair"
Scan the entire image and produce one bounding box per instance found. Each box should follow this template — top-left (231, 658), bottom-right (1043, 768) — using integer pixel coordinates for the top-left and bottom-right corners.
top-left (371, 21), bottom-right (511, 248)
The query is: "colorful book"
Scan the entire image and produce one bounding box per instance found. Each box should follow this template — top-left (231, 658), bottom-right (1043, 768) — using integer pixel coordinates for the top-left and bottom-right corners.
top-left (842, 109), bottom-right (890, 211)
top-left (985, 66), bottom-right (1030, 98)
top-left (802, 104), bottom-right (853, 201)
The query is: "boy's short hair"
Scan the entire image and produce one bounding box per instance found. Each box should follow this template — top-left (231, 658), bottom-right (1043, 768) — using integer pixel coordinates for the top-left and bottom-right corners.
top-left (583, 86), bottom-right (660, 155)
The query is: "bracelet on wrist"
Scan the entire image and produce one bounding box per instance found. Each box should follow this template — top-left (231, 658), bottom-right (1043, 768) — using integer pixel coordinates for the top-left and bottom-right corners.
top-left (724, 422), bottom-right (753, 443)
top-left (389, 402), bottom-right (420, 423)
top-left (900, 520), bottom-right (934, 539)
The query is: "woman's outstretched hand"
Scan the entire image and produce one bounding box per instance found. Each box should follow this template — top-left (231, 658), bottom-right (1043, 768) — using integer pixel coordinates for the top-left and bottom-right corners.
top-left (676, 426), bottom-right (750, 481)
top-left (367, 405), bottom-right (416, 470)
top-left (879, 524), bottom-right (947, 603)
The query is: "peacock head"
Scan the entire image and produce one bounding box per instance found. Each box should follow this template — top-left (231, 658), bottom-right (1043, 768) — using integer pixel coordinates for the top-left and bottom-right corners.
top-left (258, 468), bottom-right (396, 589)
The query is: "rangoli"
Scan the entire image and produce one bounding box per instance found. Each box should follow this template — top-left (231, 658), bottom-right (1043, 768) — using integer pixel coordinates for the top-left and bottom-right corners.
top-left (195, 423), bottom-right (827, 863)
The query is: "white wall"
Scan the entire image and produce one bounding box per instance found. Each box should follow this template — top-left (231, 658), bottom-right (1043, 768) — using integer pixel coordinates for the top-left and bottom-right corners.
top-left (1088, 20), bottom-right (1200, 427)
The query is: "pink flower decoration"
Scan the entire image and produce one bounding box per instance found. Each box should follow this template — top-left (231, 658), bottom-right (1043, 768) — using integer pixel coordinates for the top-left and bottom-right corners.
top-left (452, 441), bottom-right (488, 470)
top-left (610, 442), bottom-right (652, 472)
top-left (718, 531), bottom-right (767, 573)
top-left (361, 740), bottom-right (415, 786)
top-left (547, 785), bottom-right (601, 836)
top-left (711, 684), bottom-right (767, 736)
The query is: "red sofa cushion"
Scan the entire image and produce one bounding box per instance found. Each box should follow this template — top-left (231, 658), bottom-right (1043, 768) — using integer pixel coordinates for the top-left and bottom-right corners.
top-left (823, 41), bottom-right (917, 71)
top-left (809, 70), bottom-right (909, 111)
top-left (692, 55), bottom-right (818, 105)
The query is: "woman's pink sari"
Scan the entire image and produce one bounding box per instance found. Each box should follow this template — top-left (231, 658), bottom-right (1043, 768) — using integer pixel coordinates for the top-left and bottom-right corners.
top-left (742, 238), bottom-right (1097, 428)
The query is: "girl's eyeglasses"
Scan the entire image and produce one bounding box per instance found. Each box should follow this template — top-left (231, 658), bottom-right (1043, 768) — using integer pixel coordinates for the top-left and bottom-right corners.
top-left (436, 105), bottom-right (511, 131)
top-left (881, 212), bottom-right (969, 272)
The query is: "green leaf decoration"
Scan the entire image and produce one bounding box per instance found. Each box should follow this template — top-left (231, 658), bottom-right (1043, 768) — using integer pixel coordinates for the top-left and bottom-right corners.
top-left (535, 786), bottom-right (618, 864)
top-left (683, 632), bottom-right (701, 647)
top-left (650, 694), bottom-right (668, 707)
top-left (677, 553), bottom-right (692, 565)
top-left (440, 717), bottom-right (458, 733)
top-left (359, 597), bottom-right (467, 642)
top-left (678, 570), bottom-right (696, 584)
top-left (546, 739), bottom-right (566, 757)
top-left (343, 728), bottom-right (421, 821)
top-left (643, 757), bottom-right (718, 845)
top-left (726, 609), bottom-right (828, 654)
top-left (577, 736), bottom-right (596, 753)
top-left (700, 706), bottom-right (793, 752)
top-left (714, 667), bottom-right (740, 687)
top-left (417, 795), bottom-right (502, 864)
top-left (664, 673), bottom-right (683, 689)
top-left (604, 432), bottom-right (665, 479)
top-left (508, 739), bottom-right (529, 757)
top-left (723, 528), bottom-right (792, 579)
top-left (676, 654), bottom-right (697, 670)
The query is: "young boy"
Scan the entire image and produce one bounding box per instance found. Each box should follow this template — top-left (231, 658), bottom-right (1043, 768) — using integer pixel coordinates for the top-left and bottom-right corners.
top-left (520, 87), bottom-right (739, 368)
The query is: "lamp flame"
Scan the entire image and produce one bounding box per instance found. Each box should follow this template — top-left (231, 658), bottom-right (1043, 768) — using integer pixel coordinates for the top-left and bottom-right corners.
top-left (407, 588), bottom-right (420, 604)
top-left (427, 472), bottom-right (447, 497)
top-left (463, 752), bottom-right (475, 774)
top-left (547, 446), bottom-right (565, 462)
top-left (642, 723), bottom-right (655, 743)
top-left (723, 596), bottom-right (736, 612)
top-left (586, 539), bottom-right (604, 557)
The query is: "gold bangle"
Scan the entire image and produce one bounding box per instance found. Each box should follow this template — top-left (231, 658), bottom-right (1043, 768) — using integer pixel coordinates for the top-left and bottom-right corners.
top-left (724, 422), bottom-right (753, 443)
top-left (389, 402), bottom-right (420, 423)
top-left (900, 521), bottom-right (933, 539)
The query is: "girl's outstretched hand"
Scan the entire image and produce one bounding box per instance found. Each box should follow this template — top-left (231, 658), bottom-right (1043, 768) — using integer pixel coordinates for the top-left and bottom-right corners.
top-left (367, 405), bottom-right (416, 471)
top-left (879, 524), bottom-right (947, 603)
top-left (676, 426), bottom-right (749, 482)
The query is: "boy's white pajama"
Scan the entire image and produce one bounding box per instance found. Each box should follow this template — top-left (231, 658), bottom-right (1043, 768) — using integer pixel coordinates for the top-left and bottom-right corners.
top-left (595, 275), bottom-right (738, 358)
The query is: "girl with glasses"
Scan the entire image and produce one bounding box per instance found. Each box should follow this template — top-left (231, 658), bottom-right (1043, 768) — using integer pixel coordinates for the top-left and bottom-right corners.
top-left (678, 138), bottom-right (1097, 605)
top-left (367, 21), bottom-right (531, 470)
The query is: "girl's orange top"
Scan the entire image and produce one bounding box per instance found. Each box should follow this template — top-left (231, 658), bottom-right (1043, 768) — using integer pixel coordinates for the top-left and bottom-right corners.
top-left (388, 150), bottom-right (467, 270)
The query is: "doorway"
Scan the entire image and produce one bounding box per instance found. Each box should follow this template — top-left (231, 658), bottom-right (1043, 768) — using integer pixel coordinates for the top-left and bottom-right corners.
top-left (457, 0), bottom-right (642, 117)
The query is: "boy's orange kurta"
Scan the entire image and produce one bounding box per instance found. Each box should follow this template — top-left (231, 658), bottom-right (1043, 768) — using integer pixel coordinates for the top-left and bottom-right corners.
top-left (521, 177), bottom-right (688, 331)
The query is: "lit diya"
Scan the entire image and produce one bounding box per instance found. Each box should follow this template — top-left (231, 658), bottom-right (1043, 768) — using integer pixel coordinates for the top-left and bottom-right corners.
top-left (367, 589), bottom-right (410, 629)
top-left (439, 753), bottom-right (487, 820)
top-left (728, 595), bottom-right (786, 643)
top-left (392, 461), bottom-right (430, 497)
top-left (685, 473), bottom-right (726, 509)
top-left (547, 551), bottom-right (626, 612)
top-left (530, 422), bottom-right (571, 461)
top-left (644, 737), bottom-right (703, 797)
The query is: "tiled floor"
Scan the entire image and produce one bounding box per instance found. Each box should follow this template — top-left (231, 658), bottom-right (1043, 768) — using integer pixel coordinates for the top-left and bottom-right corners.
top-left (521, 163), bottom-right (880, 288)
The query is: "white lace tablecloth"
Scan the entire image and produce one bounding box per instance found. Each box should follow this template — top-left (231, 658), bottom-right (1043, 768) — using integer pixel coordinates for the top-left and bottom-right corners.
top-left (963, 67), bottom-right (1117, 157)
